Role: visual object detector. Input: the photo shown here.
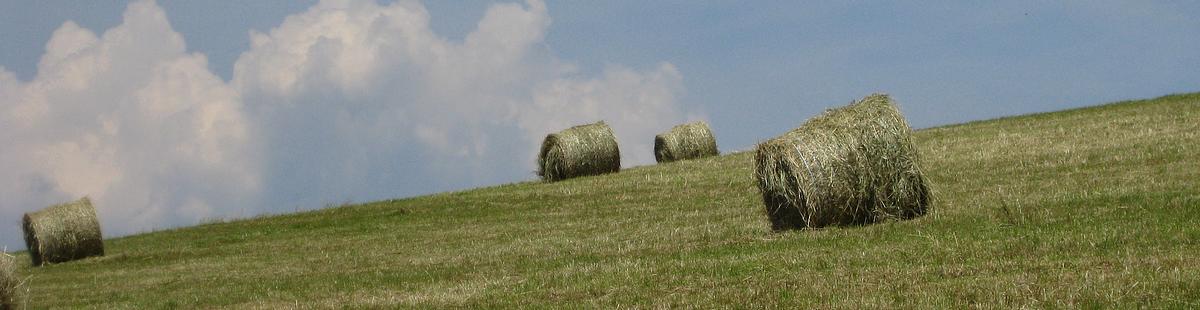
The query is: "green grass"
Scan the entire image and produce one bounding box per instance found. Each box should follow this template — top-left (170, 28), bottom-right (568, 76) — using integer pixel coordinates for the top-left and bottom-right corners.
top-left (13, 93), bottom-right (1200, 308)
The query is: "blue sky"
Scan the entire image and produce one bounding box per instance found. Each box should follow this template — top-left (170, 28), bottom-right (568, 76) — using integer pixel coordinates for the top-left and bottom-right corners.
top-left (1, 0), bottom-right (1197, 249)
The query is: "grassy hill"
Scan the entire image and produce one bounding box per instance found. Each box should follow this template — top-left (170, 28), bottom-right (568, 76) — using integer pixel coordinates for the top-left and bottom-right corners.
top-left (15, 93), bottom-right (1200, 308)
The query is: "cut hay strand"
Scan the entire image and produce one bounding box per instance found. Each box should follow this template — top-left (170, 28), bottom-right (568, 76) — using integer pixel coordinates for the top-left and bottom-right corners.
top-left (22, 197), bottom-right (105, 266)
top-left (654, 121), bottom-right (719, 163)
top-left (754, 93), bottom-right (932, 230)
top-left (0, 252), bottom-right (16, 309)
top-left (537, 121), bottom-right (621, 181)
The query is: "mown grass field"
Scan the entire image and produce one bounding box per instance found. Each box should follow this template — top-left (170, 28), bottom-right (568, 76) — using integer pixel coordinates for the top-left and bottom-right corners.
top-left (13, 93), bottom-right (1200, 308)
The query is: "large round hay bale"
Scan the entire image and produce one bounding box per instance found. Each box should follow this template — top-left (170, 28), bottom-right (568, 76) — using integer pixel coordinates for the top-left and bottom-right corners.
top-left (654, 121), bottom-right (719, 163)
top-left (537, 121), bottom-right (621, 181)
top-left (22, 197), bottom-right (105, 266)
top-left (754, 93), bottom-right (931, 230)
top-left (0, 253), bottom-right (16, 309)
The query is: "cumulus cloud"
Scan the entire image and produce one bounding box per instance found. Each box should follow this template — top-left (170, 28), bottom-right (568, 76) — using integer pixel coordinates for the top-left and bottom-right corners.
top-left (0, 1), bottom-right (257, 246)
top-left (1, 0), bottom-right (690, 249)
top-left (231, 0), bottom-right (687, 206)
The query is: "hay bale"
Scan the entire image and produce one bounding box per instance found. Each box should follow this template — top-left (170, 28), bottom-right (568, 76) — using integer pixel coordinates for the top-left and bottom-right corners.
top-left (22, 197), bottom-right (105, 266)
top-left (537, 121), bottom-right (621, 181)
top-left (654, 121), bottom-right (719, 163)
top-left (0, 253), bottom-right (16, 309)
top-left (754, 93), bottom-right (931, 230)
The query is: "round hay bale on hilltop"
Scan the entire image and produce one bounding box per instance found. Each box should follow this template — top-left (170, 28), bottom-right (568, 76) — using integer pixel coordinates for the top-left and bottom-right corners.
top-left (537, 121), bottom-right (621, 181)
top-left (22, 197), bottom-right (105, 266)
top-left (654, 121), bottom-right (719, 163)
top-left (0, 252), bottom-right (17, 309)
top-left (754, 93), bottom-right (931, 230)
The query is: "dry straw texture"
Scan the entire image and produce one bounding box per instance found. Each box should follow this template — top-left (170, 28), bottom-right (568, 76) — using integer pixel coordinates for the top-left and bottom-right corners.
top-left (754, 93), bottom-right (931, 230)
top-left (537, 121), bottom-right (621, 181)
top-left (0, 253), bottom-right (16, 309)
top-left (654, 121), bottom-right (719, 163)
top-left (22, 197), bottom-right (105, 266)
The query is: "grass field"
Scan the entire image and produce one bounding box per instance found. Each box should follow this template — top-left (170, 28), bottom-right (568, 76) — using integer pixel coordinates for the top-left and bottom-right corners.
top-left (12, 93), bottom-right (1200, 308)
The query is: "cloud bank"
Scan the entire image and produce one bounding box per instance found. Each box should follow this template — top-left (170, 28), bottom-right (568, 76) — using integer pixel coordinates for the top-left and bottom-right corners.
top-left (0, 0), bottom-right (689, 249)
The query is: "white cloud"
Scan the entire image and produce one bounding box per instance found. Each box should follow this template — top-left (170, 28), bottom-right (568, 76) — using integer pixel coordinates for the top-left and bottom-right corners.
top-left (231, 0), bottom-right (689, 207)
top-left (0, 1), bottom-right (257, 244)
top-left (1, 0), bottom-right (690, 249)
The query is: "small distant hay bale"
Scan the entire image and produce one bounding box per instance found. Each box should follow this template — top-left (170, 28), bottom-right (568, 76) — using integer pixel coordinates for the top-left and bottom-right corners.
top-left (654, 121), bottom-right (719, 163)
top-left (0, 252), bottom-right (16, 309)
top-left (754, 93), bottom-right (932, 230)
top-left (22, 197), bottom-right (105, 266)
top-left (537, 121), bottom-right (621, 181)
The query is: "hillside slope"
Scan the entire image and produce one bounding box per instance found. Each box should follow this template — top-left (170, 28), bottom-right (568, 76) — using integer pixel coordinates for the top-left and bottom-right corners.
top-left (15, 93), bottom-right (1200, 308)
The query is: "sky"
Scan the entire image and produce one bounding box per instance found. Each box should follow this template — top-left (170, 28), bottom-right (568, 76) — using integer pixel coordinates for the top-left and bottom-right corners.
top-left (1, 0), bottom-right (1198, 250)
